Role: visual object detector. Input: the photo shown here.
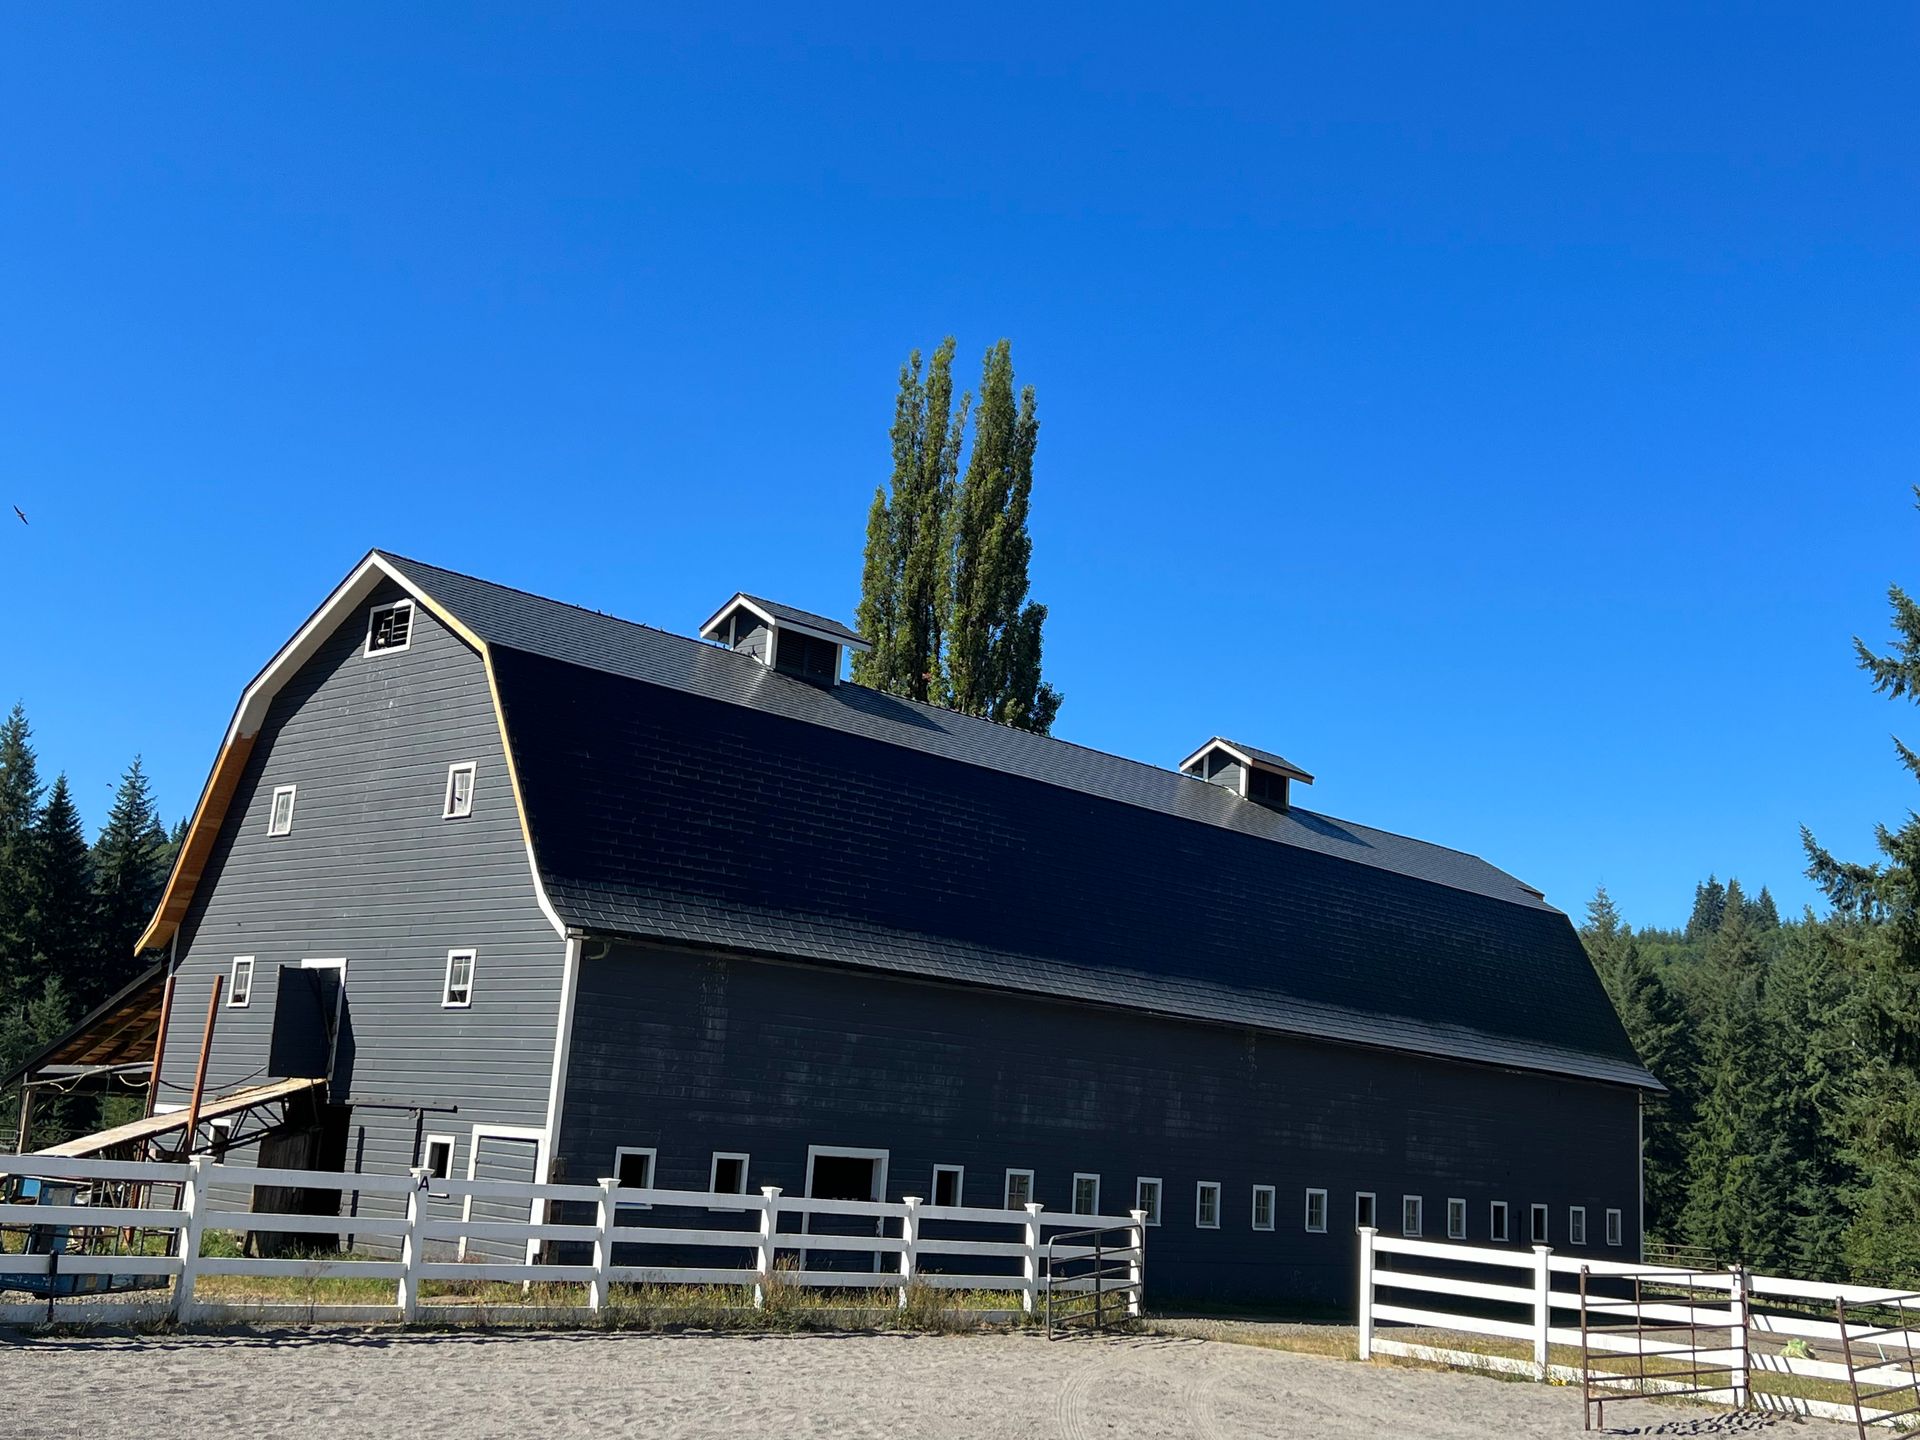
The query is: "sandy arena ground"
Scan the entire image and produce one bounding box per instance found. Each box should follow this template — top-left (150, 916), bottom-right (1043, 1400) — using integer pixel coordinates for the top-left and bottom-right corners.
top-left (0, 1328), bottom-right (1857, 1440)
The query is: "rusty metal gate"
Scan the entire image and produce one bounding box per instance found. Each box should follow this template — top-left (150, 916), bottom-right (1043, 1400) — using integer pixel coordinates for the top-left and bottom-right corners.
top-left (1579, 1266), bottom-right (1745, 1430)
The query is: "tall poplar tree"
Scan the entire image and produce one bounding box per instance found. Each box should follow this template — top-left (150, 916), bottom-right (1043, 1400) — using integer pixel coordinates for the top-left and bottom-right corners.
top-left (854, 338), bottom-right (1062, 733)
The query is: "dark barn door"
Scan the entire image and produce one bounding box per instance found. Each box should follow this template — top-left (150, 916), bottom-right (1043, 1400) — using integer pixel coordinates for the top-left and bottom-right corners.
top-left (804, 1151), bottom-right (888, 1274)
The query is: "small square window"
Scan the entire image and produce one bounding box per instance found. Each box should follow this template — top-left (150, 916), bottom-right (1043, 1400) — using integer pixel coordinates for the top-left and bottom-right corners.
top-left (1402, 1195), bottom-right (1423, 1237)
top-left (421, 1135), bottom-right (454, 1181)
top-left (1004, 1169), bottom-right (1034, 1209)
top-left (228, 957), bottom-right (255, 1007)
top-left (1447, 1197), bottom-right (1467, 1240)
top-left (444, 762), bottom-right (476, 819)
top-left (1195, 1181), bottom-right (1221, 1229)
top-left (1491, 1201), bottom-right (1510, 1242)
top-left (1072, 1173), bottom-right (1100, 1216)
top-left (1252, 1185), bottom-right (1275, 1231)
top-left (1530, 1203), bottom-right (1549, 1245)
top-left (931, 1164), bottom-right (963, 1208)
top-left (614, 1147), bottom-right (656, 1209)
top-left (1305, 1188), bottom-right (1328, 1233)
top-left (1569, 1206), bottom-right (1587, 1246)
top-left (442, 949), bottom-right (475, 1008)
top-left (1135, 1177), bottom-right (1162, 1226)
top-left (268, 784), bottom-right (297, 836)
top-left (1356, 1192), bottom-right (1377, 1230)
top-left (366, 599), bottom-right (414, 655)
top-left (711, 1152), bottom-right (749, 1196)
top-left (1605, 1208), bottom-right (1623, 1247)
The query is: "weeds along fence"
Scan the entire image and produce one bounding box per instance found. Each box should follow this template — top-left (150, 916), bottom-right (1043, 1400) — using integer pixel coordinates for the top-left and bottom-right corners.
top-left (1355, 1226), bottom-right (1920, 1431)
top-left (0, 1153), bottom-right (1147, 1327)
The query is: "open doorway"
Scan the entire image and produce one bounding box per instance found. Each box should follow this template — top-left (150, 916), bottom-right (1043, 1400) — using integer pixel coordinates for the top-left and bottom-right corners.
top-left (803, 1146), bottom-right (889, 1271)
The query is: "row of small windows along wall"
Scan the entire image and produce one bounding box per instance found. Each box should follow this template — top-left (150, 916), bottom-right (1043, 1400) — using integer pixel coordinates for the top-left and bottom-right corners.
top-left (572, 1146), bottom-right (1626, 1250)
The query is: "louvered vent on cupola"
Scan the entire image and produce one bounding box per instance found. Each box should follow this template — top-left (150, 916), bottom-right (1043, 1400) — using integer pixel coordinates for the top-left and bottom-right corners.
top-left (700, 593), bottom-right (872, 687)
top-left (1179, 738), bottom-right (1315, 811)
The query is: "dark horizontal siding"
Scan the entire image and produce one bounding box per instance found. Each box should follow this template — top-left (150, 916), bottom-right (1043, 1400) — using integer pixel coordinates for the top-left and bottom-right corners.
top-left (558, 940), bottom-right (1640, 1304)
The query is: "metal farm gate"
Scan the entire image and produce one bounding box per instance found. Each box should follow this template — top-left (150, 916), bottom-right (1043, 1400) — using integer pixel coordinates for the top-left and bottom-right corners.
top-left (1043, 1222), bottom-right (1142, 1337)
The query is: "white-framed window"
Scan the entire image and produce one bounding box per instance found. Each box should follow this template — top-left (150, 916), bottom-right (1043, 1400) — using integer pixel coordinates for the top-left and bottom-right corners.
top-left (228, 957), bottom-right (255, 1007)
top-left (421, 1134), bottom-right (455, 1181)
top-left (1305, 1188), bottom-right (1328, 1233)
top-left (1252, 1185), bottom-right (1276, 1231)
top-left (1072, 1173), bottom-right (1100, 1216)
top-left (1606, 1208), bottom-right (1623, 1247)
top-left (710, 1152), bottom-right (749, 1196)
top-left (1004, 1169), bottom-right (1034, 1210)
top-left (1447, 1197), bottom-right (1467, 1240)
top-left (1356, 1191), bottom-right (1377, 1230)
top-left (366, 598), bottom-right (415, 655)
top-left (209, 1117), bottom-right (235, 1153)
top-left (1491, 1201), bottom-right (1510, 1242)
top-left (614, 1146), bottom-right (656, 1209)
top-left (1569, 1206), bottom-right (1587, 1245)
top-left (1135, 1176), bottom-right (1162, 1226)
top-left (1195, 1181), bottom-right (1221, 1229)
top-left (267, 784), bottom-right (297, 836)
top-left (442, 948), bottom-right (475, 1008)
top-left (1530, 1203), bottom-right (1549, 1244)
top-left (1402, 1195), bottom-right (1423, 1237)
top-left (443, 762), bottom-right (476, 819)
top-left (931, 1164), bottom-right (963, 1208)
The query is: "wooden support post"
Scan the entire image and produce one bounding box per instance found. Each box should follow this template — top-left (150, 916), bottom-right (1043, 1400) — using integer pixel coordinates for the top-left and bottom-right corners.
top-left (179, 974), bottom-right (224, 1156)
top-left (1022, 1203), bottom-right (1044, 1315)
top-left (13, 1082), bottom-right (34, 1155)
top-left (396, 1168), bottom-right (427, 1322)
top-left (753, 1186), bottom-right (781, 1308)
top-left (898, 1196), bottom-right (920, 1309)
top-left (1356, 1225), bottom-right (1377, 1360)
top-left (589, 1176), bottom-right (618, 1313)
top-left (1128, 1209), bottom-right (1147, 1318)
top-left (144, 971), bottom-right (177, 1120)
top-left (1532, 1244), bottom-right (1554, 1379)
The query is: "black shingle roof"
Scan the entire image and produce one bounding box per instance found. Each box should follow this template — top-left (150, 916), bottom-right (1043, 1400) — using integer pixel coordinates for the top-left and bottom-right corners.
top-left (380, 552), bottom-right (1655, 1090)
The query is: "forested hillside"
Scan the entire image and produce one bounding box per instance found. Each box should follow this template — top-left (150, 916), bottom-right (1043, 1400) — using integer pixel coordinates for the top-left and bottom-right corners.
top-left (0, 703), bottom-right (177, 1148)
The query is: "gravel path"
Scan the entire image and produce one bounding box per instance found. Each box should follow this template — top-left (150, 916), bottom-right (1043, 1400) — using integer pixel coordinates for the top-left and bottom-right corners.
top-left (0, 1328), bottom-right (1857, 1439)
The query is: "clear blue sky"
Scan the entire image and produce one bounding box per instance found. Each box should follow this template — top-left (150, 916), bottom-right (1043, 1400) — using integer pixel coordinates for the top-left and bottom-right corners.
top-left (3, 6), bottom-right (1915, 929)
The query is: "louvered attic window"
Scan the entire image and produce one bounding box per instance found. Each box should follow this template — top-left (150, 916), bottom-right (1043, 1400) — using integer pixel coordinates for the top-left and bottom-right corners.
top-left (366, 599), bottom-right (414, 655)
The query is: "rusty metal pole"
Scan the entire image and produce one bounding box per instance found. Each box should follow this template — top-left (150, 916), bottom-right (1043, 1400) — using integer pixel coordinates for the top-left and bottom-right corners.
top-left (143, 970), bottom-right (177, 1119)
top-left (179, 975), bottom-right (223, 1157)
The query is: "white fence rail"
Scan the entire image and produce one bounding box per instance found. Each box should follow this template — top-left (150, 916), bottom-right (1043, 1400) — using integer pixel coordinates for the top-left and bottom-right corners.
top-left (0, 1154), bottom-right (1146, 1326)
top-left (1355, 1225), bottom-right (1909, 1428)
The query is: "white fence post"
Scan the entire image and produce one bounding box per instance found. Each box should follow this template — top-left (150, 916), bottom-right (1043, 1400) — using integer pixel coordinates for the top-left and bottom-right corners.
top-left (898, 1196), bottom-right (921, 1308)
top-left (396, 1168), bottom-right (428, 1322)
top-left (1128, 1208), bottom-right (1147, 1317)
top-left (1531, 1244), bottom-right (1554, 1379)
top-left (754, 1185), bottom-right (781, 1308)
top-left (1356, 1225), bottom-right (1377, 1360)
top-left (1022, 1203), bottom-right (1044, 1315)
top-left (1728, 1263), bottom-right (1748, 1407)
top-left (171, 1155), bottom-right (210, 1323)
top-left (589, 1176), bottom-right (618, 1313)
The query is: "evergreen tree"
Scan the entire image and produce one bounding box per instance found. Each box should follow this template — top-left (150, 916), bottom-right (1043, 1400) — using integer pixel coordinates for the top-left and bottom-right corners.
top-left (0, 974), bottom-right (74, 1149)
top-left (947, 340), bottom-right (1061, 733)
top-left (1685, 875), bottom-right (1727, 941)
top-left (1749, 885), bottom-right (1781, 931)
top-left (1581, 887), bottom-right (1697, 1239)
top-left (1803, 491), bottom-right (1920, 1281)
top-left (853, 338), bottom-right (967, 703)
top-left (89, 756), bottom-right (168, 1007)
top-left (0, 703), bottom-right (45, 1007)
top-left (31, 775), bottom-right (94, 1000)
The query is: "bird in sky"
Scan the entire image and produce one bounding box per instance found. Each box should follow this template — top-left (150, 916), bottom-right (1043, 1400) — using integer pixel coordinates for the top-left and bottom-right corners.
top-left (11, 506), bottom-right (24, 525)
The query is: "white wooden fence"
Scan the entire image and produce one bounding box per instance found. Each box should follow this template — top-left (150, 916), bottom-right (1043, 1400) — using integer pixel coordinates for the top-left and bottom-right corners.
top-left (0, 1153), bottom-right (1145, 1326)
top-left (1356, 1225), bottom-right (1919, 1428)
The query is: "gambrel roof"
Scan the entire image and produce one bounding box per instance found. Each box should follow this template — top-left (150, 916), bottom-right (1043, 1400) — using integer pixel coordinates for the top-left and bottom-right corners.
top-left (142, 551), bottom-right (1657, 1092)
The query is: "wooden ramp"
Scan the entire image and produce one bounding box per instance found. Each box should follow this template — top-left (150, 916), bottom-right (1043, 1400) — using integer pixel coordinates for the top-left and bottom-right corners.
top-left (37, 1077), bottom-right (323, 1157)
